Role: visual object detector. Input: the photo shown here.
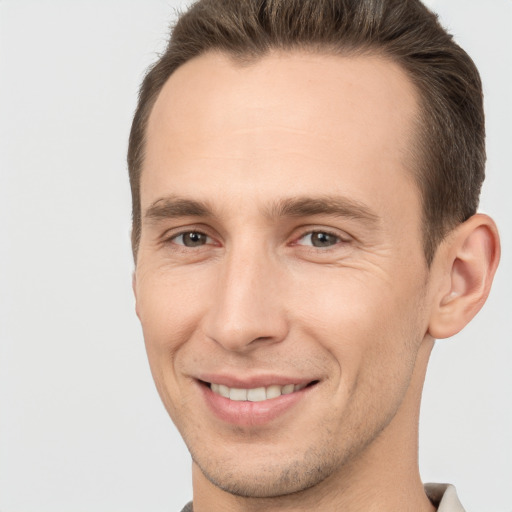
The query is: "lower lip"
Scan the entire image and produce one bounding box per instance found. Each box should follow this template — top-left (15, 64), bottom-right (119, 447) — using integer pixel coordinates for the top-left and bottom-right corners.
top-left (199, 382), bottom-right (315, 427)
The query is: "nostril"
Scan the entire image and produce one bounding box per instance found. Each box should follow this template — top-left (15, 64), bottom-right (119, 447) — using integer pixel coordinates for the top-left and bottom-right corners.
top-left (252, 336), bottom-right (274, 343)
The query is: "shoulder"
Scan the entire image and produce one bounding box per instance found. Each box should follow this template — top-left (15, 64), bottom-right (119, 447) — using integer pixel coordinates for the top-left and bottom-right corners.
top-left (425, 483), bottom-right (466, 512)
top-left (179, 502), bottom-right (193, 512)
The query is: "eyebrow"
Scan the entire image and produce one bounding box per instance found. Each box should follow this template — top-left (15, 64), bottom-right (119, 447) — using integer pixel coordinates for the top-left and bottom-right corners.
top-left (266, 196), bottom-right (380, 225)
top-left (144, 196), bottom-right (215, 222)
top-left (143, 194), bottom-right (379, 226)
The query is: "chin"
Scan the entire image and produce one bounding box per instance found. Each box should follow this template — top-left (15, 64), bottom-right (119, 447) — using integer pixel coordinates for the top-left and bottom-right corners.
top-left (190, 444), bottom-right (342, 499)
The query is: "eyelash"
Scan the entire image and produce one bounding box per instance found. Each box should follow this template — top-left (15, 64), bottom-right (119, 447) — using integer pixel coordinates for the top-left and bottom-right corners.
top-left (293, 229), bottom-right (348, 248)
top-left (164, 229), bottom-right (216, 249)
top-left (164, 228), bottom-right (350, 251)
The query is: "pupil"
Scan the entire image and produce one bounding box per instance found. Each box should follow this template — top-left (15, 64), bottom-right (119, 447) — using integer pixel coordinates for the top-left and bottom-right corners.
top-left (184, 232), bottom-right (205, 247)
top-left (312, 232), bottom-right (335, 247)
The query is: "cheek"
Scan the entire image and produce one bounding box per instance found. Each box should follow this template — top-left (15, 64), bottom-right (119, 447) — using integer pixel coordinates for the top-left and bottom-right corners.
top-left (299, 276), bottom-right (424, 431)
top-left (291, 268), bottom-right (424, 378)
top-left (135, 271), bottom-right (207, 421)
top-left (136, 269), bottom-right (209, 370)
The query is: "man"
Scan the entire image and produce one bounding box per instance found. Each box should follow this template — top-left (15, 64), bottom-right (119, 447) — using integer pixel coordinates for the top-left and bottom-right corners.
top-left (128, 0), bottom-right (500, 510)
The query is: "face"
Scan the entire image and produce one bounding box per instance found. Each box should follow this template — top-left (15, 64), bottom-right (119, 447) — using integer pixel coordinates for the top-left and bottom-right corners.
top-left (134, 51), bottom-right (434, 498)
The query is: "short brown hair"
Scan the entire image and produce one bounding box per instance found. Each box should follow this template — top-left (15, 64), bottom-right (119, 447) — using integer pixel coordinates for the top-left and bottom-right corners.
top-left (128, 0), bottom-right (485, 264)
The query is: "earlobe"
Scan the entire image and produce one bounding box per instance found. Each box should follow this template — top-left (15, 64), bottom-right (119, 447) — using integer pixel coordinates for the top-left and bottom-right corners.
top-left (428, 214), bottom-right (500, 339)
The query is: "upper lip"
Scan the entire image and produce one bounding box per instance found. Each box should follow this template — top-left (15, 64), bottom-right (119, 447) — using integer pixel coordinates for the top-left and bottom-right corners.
top-left (196, 373), bottom-right (318, 389)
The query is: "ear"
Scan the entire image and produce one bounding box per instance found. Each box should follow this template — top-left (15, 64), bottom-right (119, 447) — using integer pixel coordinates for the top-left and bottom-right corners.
top-left (428, 214), bottom-right (500, 339)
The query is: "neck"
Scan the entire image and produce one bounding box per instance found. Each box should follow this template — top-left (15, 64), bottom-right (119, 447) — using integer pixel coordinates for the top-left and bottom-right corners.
top-left (191, 338), bottom-right (436, 512)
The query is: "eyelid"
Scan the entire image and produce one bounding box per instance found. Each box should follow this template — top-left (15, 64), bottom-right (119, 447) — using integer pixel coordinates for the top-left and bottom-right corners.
top-left (158, 224), bottom-right (352, 250)
top-left (291, 227), bottom-right (352, 247)
top-left (160, 224), bottom-right (220, 246)
top-left (172, 232), bottom-right (213, 245)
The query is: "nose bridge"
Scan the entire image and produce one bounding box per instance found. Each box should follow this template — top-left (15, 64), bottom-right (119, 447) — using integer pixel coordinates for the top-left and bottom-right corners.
top-left (203, 238), bottom-right (288, 352)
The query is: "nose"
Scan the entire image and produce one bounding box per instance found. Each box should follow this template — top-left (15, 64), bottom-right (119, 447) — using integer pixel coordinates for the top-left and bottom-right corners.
top-left (202, 245), bottom-right (289, 353)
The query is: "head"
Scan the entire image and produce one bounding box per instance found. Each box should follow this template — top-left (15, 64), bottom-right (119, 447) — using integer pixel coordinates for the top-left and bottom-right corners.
top-left (128, 0), bottom-right (499, 506)
top-left (129, 0), bottom-right (486, 266)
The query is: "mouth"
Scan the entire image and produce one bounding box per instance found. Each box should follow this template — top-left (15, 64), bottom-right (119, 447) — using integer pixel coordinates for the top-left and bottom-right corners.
top-left (196, 375), bottom-right (320, 426)
top-left (201, 380), bottom-right (319, 402)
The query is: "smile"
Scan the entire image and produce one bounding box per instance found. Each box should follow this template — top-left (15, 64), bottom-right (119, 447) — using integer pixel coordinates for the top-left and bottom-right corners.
top-left (199, 378), bottom-right (319, 426)
top-left (209, 382), bottom-right (309, 402)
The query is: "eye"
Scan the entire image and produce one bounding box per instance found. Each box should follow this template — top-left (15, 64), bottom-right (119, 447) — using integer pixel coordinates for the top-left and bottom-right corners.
top-left (171, 231), bottom-right (212, 247)
top-left (297, 231), bottom-right (343, 248)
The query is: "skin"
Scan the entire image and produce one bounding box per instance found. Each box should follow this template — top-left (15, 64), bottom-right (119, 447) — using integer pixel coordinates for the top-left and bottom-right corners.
top-left (133, 51), bottom-right (500, 511)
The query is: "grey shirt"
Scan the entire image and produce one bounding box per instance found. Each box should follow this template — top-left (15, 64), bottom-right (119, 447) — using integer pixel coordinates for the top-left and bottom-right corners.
top-left (180, 482), bottom-right (465, 511)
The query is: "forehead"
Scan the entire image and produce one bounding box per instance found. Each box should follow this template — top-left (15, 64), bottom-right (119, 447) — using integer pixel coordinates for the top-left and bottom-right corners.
top-left (143, 50), bottom-right (420, 224)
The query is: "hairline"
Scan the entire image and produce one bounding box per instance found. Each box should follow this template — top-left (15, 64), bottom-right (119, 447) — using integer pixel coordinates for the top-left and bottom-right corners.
top-left (132, 45), bottom-right (442, 266)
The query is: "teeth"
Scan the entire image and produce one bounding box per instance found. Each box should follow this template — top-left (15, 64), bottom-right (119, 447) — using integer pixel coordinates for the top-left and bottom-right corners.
top-left (218, 384), bottom-right (230, 398)
top-left (247, 387), bottom-right (266, 402)
top-left (229, 388), bottom-right (248, 401)
top-left (265, 384), bottom-right (282, 399)
top-left (210, 382), bottom-right (310, 402)
top-left (282, 384), bottom-right (294, 395)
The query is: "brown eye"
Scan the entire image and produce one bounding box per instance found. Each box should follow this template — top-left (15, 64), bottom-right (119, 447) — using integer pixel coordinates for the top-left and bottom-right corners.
top-left (173, 232), bottom-right (210, 247)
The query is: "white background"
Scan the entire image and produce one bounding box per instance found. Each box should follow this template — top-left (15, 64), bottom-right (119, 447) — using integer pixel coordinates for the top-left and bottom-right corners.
top-left (0, 1), bottom-right (510, 511)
